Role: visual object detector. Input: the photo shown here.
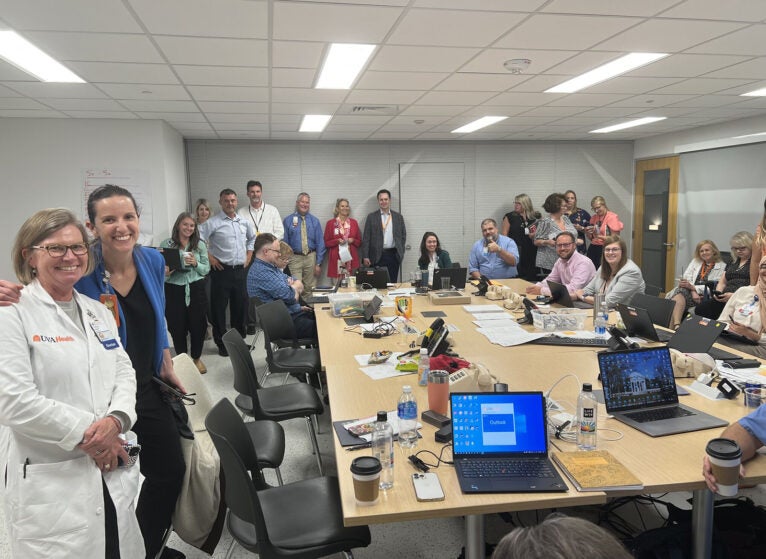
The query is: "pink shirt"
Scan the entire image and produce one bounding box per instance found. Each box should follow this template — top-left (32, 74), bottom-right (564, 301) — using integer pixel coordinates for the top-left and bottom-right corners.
top-left (589, 211), bottom-right (623, 246)
top-left (536, 250), bottom-right (597, 296)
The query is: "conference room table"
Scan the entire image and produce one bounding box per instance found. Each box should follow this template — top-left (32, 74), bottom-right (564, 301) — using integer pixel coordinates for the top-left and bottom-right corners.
top-left (315, 280), bottom-right (766, 559)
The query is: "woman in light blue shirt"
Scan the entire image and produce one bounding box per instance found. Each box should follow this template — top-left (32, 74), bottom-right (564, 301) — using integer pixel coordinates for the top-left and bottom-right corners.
top-left (160, 212), bottom-right (210, 374)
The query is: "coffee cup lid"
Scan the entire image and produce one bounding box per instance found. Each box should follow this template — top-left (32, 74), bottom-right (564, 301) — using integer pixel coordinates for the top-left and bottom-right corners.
top-left (350, 456), bottom-right (381, 476)
top-left (706, 438), bottom-right (742, 460)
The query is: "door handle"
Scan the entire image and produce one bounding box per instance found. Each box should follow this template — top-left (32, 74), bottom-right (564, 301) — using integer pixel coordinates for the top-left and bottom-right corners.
top-left (662, 242), bottom-right (675, 248)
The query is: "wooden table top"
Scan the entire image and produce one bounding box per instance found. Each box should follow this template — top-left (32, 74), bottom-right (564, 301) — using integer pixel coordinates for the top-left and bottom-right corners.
top-left (315, 281), bottom-right (766, 526)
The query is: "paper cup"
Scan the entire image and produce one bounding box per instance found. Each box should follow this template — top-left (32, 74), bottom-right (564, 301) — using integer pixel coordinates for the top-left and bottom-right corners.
top-left (350, 456), bottom-right (381, 506)
top-left (744, 386), bottom-right (766, 408)
top-left (706, 438), bottom-right (742, 496)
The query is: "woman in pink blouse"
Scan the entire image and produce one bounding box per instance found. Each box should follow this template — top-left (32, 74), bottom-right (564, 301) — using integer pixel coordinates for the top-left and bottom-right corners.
top-left (324, 198), bottom-right (361, 278)
top-left (586, 195), bottom-right (624, 268)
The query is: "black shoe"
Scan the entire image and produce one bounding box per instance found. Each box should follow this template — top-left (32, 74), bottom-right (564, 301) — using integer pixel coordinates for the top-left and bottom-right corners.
top-left (160, 548), bottom-right (186, 559)
top-left (217, 345), bottom-right (228, 357)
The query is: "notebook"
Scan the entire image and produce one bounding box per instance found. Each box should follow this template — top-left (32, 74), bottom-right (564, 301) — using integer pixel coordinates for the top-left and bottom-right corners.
top-left (547, 280), bottom-right (574, 308)
top-left (305, 276), bottom-right (342, 305)
top-left (432, 267), bottom-right (467, 290)
top-left (597, 346), bottom-right (727, 437)
top-left (355, 267), bottom-right (390, 289)
top-left (450, 392), bottom-right (568, 493)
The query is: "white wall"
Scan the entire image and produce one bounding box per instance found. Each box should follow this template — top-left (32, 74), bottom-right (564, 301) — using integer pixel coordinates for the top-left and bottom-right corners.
top-left (187, 140), bottom-right (634, 279)
top-left (0, 118), bottom-right (187, 280)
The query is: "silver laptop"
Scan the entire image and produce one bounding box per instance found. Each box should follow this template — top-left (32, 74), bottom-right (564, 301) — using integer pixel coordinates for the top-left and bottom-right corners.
top-left (451, 392), bottom-right (568, 493)
top-left (598, 347), bottom-right (727, 437)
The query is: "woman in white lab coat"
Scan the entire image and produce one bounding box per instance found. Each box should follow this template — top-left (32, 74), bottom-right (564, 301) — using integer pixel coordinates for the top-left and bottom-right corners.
top-left (0, 208), bottom-right (142, 558)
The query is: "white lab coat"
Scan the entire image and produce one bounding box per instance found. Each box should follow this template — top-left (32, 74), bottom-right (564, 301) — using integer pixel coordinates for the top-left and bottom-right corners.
top-left (0, 280), bottom-right (143, 558)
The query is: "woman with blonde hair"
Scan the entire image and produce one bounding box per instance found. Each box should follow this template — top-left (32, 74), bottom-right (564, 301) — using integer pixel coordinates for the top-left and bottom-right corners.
top-left (750, 198), bottom-right (766, 285)
top-left (194, 198), bottom-right (211, 225)
top-left (575, 235), bottom-right (645, 308)
top-left (695, 232), bottom-right (752, 319)
top-left (324, 198), bottom-right (361, 278)
top-left (502, 193), bottom-right (540, 281)
top-left (564, 190), bottom-right (590, 254)
top-left (586, 195), bottom-right (623, 267)
top-left (718, 254), bottom-right (766, 359)
top-left (667, 239), bottom-right (725, 329)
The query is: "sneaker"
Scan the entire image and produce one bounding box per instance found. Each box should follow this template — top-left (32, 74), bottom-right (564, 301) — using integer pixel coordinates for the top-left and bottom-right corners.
top-left (217, 345), bottom-right (228, 357)
top-left (193, 358), bottom-right (207, 374)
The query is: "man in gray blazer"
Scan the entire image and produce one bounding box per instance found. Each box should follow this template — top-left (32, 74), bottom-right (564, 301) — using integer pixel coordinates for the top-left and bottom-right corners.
top-left (361, 189), bottom-right (406, 282)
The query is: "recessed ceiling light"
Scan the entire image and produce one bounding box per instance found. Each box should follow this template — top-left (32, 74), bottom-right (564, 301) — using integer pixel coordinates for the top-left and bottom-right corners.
top-left (300, 115), bottom-right (332, 132)
top-left (741, 87), bottom-right (766, 97)
top-left (451, 116), bottom-right (507, 134)
top-left (590, 117), bottom-right (666, 134)
top-left (316, 43), bottom-right (375, 89)
top-left (546, 53), bottom-right (668, 94)
top-left (0, 30), bottom-right (84, 83)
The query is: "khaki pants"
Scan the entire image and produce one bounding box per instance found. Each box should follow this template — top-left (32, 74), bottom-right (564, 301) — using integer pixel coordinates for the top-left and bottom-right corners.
top-left (289, 252), bottom-right (317, 297)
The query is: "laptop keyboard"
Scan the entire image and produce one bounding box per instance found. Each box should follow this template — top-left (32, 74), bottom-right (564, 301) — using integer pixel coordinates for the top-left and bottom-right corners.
top-left (530, 336), bottom-right (610, 347)
top-left (624, 406), bottom-right (693, 423)
top-left (460, 458), bottom-right (556, 479)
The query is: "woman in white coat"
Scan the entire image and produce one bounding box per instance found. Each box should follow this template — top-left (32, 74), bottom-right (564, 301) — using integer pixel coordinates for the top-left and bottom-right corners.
top-left (666, 239), bottom-right (725, 329)
top-left (0, 209), bottom-right (142, 558)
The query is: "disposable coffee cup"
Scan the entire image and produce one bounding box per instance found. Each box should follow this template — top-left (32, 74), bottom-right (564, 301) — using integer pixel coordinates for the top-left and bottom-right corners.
top-left (350, 456), bottom-right (382, 506)
top-left (706, 438), bottom-right (742, 496)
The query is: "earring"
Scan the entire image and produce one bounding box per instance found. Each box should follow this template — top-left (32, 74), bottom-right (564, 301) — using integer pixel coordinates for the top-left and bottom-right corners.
top-left (31, 267), bottom-right (37, 276)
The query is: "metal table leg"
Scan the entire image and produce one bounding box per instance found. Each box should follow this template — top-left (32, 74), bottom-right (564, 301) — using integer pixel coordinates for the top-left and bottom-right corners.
top-left (465, 514), bottom-right (485, 559)
top-left (692, 488), bottom-right (714, 559)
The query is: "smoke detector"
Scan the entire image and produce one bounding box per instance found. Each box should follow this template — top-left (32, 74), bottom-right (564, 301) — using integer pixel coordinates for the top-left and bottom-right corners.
top-left (503, 59), bottom-right (531, 74)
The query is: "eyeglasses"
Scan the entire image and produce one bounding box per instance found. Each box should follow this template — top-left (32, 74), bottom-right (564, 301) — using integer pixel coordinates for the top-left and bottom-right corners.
top-left (555, 242), bottom-right (574, 248)
top-left (603, 247), bottom-right (622, 253)
top-left (32, 243), bottom-right (89, 257)
top-left (591, 205), bottom-right (604, 211)
top-left (732, 246), bottom-right (749, 251)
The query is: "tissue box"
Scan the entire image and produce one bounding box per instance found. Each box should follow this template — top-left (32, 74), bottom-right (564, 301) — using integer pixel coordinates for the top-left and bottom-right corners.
top-left (531, 308), bottom-right (589, 331)
top-left (328, 291), bottom-right (377, 318)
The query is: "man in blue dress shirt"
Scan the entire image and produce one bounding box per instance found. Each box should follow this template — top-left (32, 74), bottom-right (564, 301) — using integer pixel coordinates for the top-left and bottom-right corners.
top-left (199, 188), bottom-right (255, 356)
top-left (468, 218), bottom-right (519, 280)
top-left (247, 233), bottom-right (317, 340)
top-left (283, 192), bottom-right (325, 298)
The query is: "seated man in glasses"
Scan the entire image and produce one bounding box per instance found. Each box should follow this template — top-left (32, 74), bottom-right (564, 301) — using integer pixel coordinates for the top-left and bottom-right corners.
top-left (526, 231), bottom-right (596, 297)
top-left (246, 233), bottom-right (317, 341)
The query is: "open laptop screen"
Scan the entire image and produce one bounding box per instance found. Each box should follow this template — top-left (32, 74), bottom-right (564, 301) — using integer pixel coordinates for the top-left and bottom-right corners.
top-left (450, 392), bottom-right (548, 456)
top-left (598, 347), bottom-right (679, 413)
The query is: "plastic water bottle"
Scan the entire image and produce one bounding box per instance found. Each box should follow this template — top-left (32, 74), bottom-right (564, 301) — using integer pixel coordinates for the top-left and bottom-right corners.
top-left (595, 312), bottom-right (608, 336)
top-left (371, 411), bottom-right (394, 490)
top-left (593, 293), bottom-right (607, 335)
top-left (397, 385), bottom-right (418, 448)
top-left (417, 348), bottom-right (430, 387)
top-left (577, 383), bottom-right (598, 450)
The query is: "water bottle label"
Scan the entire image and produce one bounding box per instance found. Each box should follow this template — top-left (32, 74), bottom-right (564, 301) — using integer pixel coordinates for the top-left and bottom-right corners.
top-left (580, 407), bottom-right (596, 432)
top-left (397, 401), bottom-right (417, 420)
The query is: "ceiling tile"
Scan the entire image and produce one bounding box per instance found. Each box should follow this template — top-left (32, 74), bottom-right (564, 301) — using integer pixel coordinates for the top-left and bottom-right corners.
top-left (460, 49), bottom-right (578, 74)
top-left (508, 75), bottom-right (571, 92)
top-left (271, 102), bottom-right (340, 114)
top-left (154, 36), bottom-right (268, 66)
top-left (43, 98), bottom-right (127, 110)
top-left (207, 113), bottom-right (270, 123)
top-left (543, 51), bottom-right (637, 77)
top-left (134, 111), bottom-right (206, 122)
top-left (196, 101), bottom-right (268, 113)
top-left (212, 122), bottom-right (270, 131)
top-left (687, 25), bottom-right (766, 56)
top-left (356, 71), bottom-right (448, 90)
top-left (607, 94), bottom-right (696, 107)
top-left (187, 86), bottom-right (268, 102)
top-left (0, 84), bottom-right (20, 97)
top-left (25, 31), bottom-right (163, 63)
top-left (68, 62), bottom-right (180, 84)
top-left (596, 19), bottom-right (747, 53)
top-left (300, 0), bottom-right (408, 5)
top-left (370, 46), bottom-right (481, 73)
top-left (345, 89), bottom-right (423, 105)
top-left (494, 14), bottom-right (639, 50)
top-left (329, 115), bottom-right (392, 125)
top-left (545, 93), bottom-right (631, 106)
top-left (272, 68), bottom-right (316, 88)
top-left (629, 53), bottom-right (752, 78)
top-left (120, 99), bottom-right (199, 112)
top-left (649, 77), bottom-right (756, 95)
top-left (174, 66), bottom-right (268, 86)
top-left (585, 76), bottom-right (685, 94)
top-left (271, 88), bottom-right (347, 104)
top-left (273, 1), bottom-right (402, 42)
top-left (415, 90), bottom-right (497, 105)
top-left (0, 109), bottom-right (66, 117)
top-left (388, 9), bottom-right (527, 48)
top-left (517, 106), bottom-right (588, 117)
top-left (659, 0), bottom-right (766, 21)
top-left (485, 91), bottom-right (559, 106)
top-left (62, 110), bottom-right (137, 118)
top-left (0, 97), bottom-right (48, 109)
top-left (97, 83), bottom-right (191, 100)
top-left (3, 82), bottom-right (107, 98)
top-left (272, 41), bottom-right (324, 69)
top-left (435, 73), bottom-right (527, 92)
top-left (414, 0), bottom-right (545, 10)
top-left (0, 60), bottom-right (37, 81)
top-left (321, 131), bottom-right (374, 140)
top-left (541, 0), bottom-right (677, 17)
top-left (129, 0), bottom-right (268, 38)
top-left (1, 0), bottom-right (141, 32)
top-left (666, 95), bottom-right (739, 108)
top-left (705, 57), bottom-right (766, 79)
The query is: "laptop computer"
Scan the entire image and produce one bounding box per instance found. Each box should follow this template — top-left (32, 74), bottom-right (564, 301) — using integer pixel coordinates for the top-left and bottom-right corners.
top-left (629, 293), bottom-right (675, 329)
top-left (432, 267), bottom-right (467, 290)
top-left (547, 280), bottom-right (574, 308)
top-left (450, 392), bottom-right (568, 493)
top-left (355, 267), bottom-right (390, 289)
top-left (719, 328), bottom-right (759, 346)
top-left (597, 346), bottom-right (727, 437)
top-left (313, 276), bottom-right (343, 293)
top-left (617, 303), bottom-right (673, 342)
top-left (305, 276), bottom-right (342, 305)
top-left (668, 315), bottom-right (741, 361)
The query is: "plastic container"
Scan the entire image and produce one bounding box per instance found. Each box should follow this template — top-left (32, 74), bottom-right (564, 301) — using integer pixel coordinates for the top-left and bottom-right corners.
top-left (531, 308), bottom-right (589, 331)
top-left (328, 291), bottom-right (377, 318)
top-left (577, 383), bottom-right (598, 450)
top-left (371, 411), bottom-right (394, 490)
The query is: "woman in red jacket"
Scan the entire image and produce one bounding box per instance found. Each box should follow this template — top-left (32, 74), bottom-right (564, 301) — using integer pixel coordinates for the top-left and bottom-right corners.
top-left (324, 198), bottom-right (361, 278)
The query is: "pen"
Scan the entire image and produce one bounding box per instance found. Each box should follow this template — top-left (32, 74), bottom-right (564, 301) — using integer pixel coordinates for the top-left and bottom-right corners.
top-left (346, 443), bottom-right (371, 451)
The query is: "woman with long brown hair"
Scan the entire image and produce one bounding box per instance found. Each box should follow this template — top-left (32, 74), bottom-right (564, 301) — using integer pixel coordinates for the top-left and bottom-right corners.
top-left (575, 235), bottom-right (645, 308)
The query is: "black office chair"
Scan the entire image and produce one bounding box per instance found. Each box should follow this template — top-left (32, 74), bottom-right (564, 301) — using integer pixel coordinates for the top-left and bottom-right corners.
top-left (250, 296), bottom-right (314, 353)
top-left (205, 399), bottom-right (371, 559)
top-left (256, 300), bottom-right (322, 390)
top-left (629, 292), bottom-right (675, 328)
top-left (222, 329), bottom-right (325, 475)
top-left (451, 262), bottom-right (461, 268)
